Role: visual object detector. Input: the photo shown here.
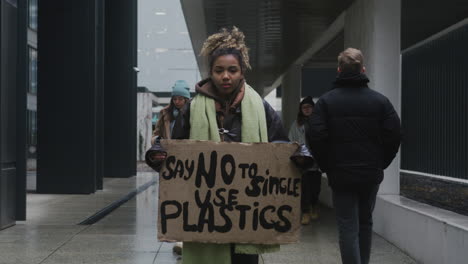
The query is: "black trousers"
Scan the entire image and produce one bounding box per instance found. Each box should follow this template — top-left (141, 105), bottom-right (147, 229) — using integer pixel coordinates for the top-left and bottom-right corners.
top-left (231, 244), bottom-right (259, 264)
top-left (332, 184), bottom-right (379, 264)
top-left (301, 170), bottom-right (322, 212)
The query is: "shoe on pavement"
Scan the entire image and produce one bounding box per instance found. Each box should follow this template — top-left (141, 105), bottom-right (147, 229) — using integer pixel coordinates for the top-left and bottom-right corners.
top-left (301, 213), bottom-right (311, 225)
top-left (173, 242), bottom-right (183, 255)
top-left (309, 206), bottom-right (319, 220)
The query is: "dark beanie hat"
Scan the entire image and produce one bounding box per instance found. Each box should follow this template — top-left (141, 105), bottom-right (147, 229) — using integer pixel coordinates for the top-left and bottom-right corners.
top-left (300, 96), bottom-right (314, 107)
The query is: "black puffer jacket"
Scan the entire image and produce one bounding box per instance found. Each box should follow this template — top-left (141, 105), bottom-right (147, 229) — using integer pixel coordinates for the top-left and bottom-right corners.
top-left (172, 78), bottom-right (289, 143)
top-left (306, 72), bottom-right (401, 191)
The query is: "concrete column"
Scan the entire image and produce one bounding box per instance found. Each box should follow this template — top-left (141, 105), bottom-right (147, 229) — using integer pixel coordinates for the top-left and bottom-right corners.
top-left (0, 0), bottom-right (19, 228)
top-left (344, 0), bottom-right (401, 195)
top-left (37, 0), bottom-right (98, 194)
top-left (103, 0), bottom-right (138, 178)
top-left (281, 64), bottom-right (302, 132)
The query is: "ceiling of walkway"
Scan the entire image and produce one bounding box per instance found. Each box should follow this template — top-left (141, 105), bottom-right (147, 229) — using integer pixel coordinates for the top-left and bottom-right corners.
top-left (182, 0), bottom-right (468, 97)
top-left (402, 0), bottom-right (468, 50)
top-left (181, 0), bottom-right (353, 96)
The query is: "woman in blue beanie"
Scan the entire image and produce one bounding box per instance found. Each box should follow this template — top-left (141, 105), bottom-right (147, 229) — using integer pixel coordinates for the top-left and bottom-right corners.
top-left (152, 80), bottom-right (191, 255)
top-left (152, 80), bottom-right (191, 141)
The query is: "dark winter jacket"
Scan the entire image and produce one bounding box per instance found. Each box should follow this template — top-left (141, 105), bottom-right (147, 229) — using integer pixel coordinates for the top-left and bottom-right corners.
top-left (153, 106), bottom-right (173, 140)
top-left (306, 72), bottom-right (401, 191)
top-left (172, 78), bottom-right (289, 143)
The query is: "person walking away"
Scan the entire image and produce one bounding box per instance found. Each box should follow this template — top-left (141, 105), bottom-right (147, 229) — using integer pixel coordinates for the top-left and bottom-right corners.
top-left (288, 96), bottom-right (322, 225)
top-left (306, 48), bottom-right (401, 264)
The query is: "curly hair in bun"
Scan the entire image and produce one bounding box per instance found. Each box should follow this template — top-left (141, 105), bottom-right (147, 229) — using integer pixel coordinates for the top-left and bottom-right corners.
top-left (200, 26), bottom-right (251, 73)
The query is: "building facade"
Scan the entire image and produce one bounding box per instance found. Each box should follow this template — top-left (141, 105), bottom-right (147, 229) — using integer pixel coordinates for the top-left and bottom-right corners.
top-left (0, 0), bottom-right (138, 229)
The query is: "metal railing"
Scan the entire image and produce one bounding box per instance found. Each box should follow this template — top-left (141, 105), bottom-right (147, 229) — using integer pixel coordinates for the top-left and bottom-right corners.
top-left (401, 19), bottom-right (468, 181)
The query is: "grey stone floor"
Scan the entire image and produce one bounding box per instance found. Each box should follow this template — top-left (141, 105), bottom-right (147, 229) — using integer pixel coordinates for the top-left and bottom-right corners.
top-left (0, 172), bottom-right (416, 264)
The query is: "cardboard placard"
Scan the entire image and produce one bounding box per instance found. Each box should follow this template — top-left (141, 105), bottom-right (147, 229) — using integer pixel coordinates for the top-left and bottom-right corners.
top-left (158, 140), bottom-right (301, 244)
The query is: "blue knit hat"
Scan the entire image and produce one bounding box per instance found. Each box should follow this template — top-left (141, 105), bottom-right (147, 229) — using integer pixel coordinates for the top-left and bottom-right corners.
top-left (171, 80), bottom-right (191, 99)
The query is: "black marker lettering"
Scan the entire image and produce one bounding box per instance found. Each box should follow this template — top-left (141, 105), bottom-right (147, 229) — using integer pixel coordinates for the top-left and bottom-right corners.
top-left (195, 151), bottom-right (217, 188)
top-left (260, 205), bottom-right (276, 230)
top-left (174, 160), bottom-right (184, 178)
top-left (235, 205), bottom-right (252, 230)
top-left (221, 154), bottom-right (236, 184)
top-left (213, 188), bottom-right (226, 207)
top-left (183, 202), bottom-right (197, 232)
top-left (275, 205), bottom-right (292, 232)
top-left (215, 206), bottom-right (233, 233)
top-left (160, 200), bottom-right (181, 234)
top-left (185, 159), bottom-right (195, 180)
top-left (161, 156), bottom-right (176, 180)
top-left (238, 163), bottom-right (249, 178)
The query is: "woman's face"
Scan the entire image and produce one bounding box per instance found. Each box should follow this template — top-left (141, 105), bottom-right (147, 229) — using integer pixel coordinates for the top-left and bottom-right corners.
top-left (301, 104), bottom-right (313, 117)
top-left (172, 96), bottom-right (187, 109)
top-left (210, 54), bottom-right (244, 98)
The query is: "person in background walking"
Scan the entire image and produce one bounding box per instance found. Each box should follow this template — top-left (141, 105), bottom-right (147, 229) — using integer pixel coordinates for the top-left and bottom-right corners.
top-left (152, 80), bottom-right (191, 143)
top-left (151, 79), bottom-right (191, 255)
top-left (306, 48), bottom-right (401, 264)
top-left (288, 96), bottom-right (322, 225)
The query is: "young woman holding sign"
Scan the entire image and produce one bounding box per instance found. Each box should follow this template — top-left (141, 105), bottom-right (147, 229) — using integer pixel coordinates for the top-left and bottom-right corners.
top-left (147, 27), bottom-right (309, 264)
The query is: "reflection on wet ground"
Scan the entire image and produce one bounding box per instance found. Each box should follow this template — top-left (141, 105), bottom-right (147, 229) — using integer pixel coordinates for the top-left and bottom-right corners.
top-left (0, 172), bottom-right (415, 264)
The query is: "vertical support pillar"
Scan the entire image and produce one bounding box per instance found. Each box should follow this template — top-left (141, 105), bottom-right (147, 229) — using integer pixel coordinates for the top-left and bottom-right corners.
top-left (37, 0), bottom-right (98, 194)
top-left (281, 64), bottom-right (302, 132)
top-left (16, 0), bottom-right (27, 220)
top-left (344, 0), bottom-right (401, 195)
top-left (103, 0), bottom-right (137, 178)
top-left (95, 0), bottom-right (105, 190)
top-left (0, 0), bottom-right (18, 229)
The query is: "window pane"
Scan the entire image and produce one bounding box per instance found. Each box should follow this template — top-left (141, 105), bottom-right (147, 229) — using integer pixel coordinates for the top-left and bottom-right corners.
top-left (29, 48), bottom-right (38, 94)
top-left (28, 0), bottom-right (38, 30)
top-left (27, 110), bottom-right (37, 157)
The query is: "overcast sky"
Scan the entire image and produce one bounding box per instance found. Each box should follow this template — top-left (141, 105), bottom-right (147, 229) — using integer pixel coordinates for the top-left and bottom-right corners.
top-left (138, 0), bottom-right (200, 92)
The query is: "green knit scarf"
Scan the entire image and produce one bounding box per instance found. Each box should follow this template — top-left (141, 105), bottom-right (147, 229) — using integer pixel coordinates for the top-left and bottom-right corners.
top-left (189, 84), bottom-right (268, 142)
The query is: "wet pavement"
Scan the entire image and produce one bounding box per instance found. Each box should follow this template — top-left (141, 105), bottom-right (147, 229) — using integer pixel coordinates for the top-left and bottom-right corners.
top-left (0, 172), bottom-right (416, 264)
